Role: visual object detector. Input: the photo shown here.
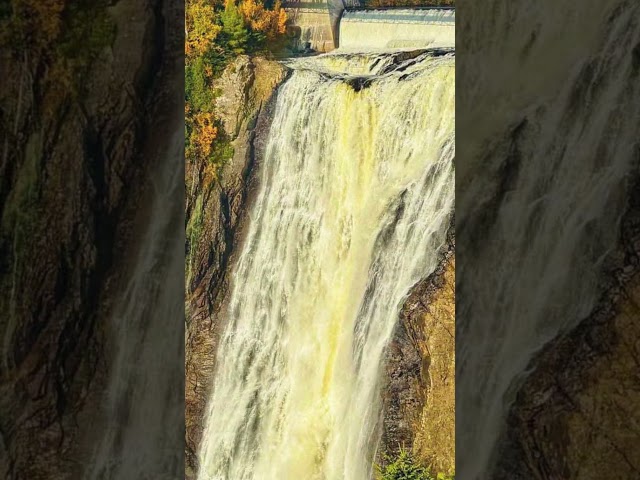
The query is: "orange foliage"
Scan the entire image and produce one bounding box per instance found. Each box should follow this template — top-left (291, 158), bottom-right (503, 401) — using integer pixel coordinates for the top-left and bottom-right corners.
top-left (191, 112), bottom-right (218, 159)
top-left (184, 0), bottom-right (287, 171)
top-left (203, 159), bottom-right (220, 182)
top-left (239, 0), bottom-right (287, 40)
top-left (276, 3), bottom-right (287, 37)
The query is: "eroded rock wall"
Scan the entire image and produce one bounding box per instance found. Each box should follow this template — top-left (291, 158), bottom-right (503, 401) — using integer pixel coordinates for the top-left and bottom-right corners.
top-left (0, 0), bottom-right (181, 477)
top-left (380, 229), bottom-right (455, 474)
top-left (184, 55), bottom-right (287, 479)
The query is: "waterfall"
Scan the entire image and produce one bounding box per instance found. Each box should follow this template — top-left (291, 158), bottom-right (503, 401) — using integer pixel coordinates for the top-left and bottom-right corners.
top-left (456, 1), bottom-right (640, 477)
top-left (197, 51), bottom-right (454, 480)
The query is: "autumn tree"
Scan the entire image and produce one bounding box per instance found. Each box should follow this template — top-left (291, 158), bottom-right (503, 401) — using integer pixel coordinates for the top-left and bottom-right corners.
top-left (190, 112), bottom-right (218, 158)
top-left (239, 0), bottom-right (287, 42)
top-left (186, 0), bottom-right (222, 58)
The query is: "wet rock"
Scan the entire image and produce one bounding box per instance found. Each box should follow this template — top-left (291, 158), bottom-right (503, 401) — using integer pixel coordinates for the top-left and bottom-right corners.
top-left (380, 228), bottom-right (455, 474)
top-left (184, 55), bottom-right (288, 479)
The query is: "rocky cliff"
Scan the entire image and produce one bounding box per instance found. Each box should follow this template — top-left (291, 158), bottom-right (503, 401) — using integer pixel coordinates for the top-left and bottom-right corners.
top-left (0, 0), bottom-right (181, 477)
top-left (380, 230), bottom-right (455, 475)
top-left (185, 55), bottom-right (287, 479)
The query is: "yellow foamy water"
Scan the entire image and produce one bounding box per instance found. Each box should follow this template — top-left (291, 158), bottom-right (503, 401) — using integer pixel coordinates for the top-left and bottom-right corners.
top-left (198, 52), bottom-right (454, 480)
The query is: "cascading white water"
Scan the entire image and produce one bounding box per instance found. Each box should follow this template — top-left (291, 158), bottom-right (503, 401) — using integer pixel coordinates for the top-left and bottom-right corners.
top-left (456, 1), bottom-right (640, 477)
top-left (198, 51), bottom-right (454, 480)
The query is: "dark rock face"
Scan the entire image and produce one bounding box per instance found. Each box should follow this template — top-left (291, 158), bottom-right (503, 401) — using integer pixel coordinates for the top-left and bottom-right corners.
top-left (184, 56), bottom-right (288, 479)
top-left (382, 304), bottom-right (427, 456)
top-left (0, 0), bottom-right (182, 477)
top-left (379, 228), bottom-right (455, 474)
top-left (492, 181), bottom-right (640, 479)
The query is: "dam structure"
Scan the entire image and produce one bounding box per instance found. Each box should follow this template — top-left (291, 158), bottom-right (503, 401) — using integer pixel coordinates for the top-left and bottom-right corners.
top-left (284, 0), bottom-right (455, 52)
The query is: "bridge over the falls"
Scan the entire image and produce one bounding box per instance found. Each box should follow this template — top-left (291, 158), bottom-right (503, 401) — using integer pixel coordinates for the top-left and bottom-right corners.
top-left (283, 1), bottom-right (455, 52)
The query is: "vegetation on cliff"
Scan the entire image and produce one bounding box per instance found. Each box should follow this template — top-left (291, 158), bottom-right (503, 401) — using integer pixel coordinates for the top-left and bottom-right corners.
top-left (380, 248), bottom-right (455, 480)
top-left (1, 0), bottom-right (116, 295)
top-left (0, 1), bottom-right (115, 116)
top-left (185, 0), bottom-right (287, 177)
top-left (377, 449), bottom-right (455, 480)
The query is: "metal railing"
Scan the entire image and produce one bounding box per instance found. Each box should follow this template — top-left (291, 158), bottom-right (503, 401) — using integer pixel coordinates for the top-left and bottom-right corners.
top-left (282, 1), bottom-right (329, 8)
top-left (346, 5), bottom-right (454, 11)
top-left (342, 8), bottom-right (455, 25)
top-left (282, 1), bottom-right (455, 10)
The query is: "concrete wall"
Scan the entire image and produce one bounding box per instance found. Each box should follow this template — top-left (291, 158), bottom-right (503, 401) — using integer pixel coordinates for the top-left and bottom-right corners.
top-left (285, 8), bottom-right (336, 52)
top-left (284, 0), bottom-right (346, 51)
top-left (340, 8), bottom-right (455, 50)
top-left (340, 21), bottom-right (455, 50)
top-left (284, 4), bottom-right (455, 52)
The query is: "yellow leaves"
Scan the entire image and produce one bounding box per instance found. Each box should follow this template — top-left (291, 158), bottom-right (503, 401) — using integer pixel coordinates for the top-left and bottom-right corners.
top-left (276, 4), bottom-right (288, 36)
top-left (191, 111), bottom-right (218, 159)
top-left (186, 1), bottom-right (220, 165)
top-left (186, 0), bottom-right (222, 58)
top-left (238, 0), bottom-right (257, 31)
top-left (185, 0), bottom-right (287, 59)
top-left (184, 0), bottom-right (287, 174)
top-left (186, 109), bottom-right (222, 183)
top-left (186, 109), bottom-right (218, 164)
top-left (203, 159), bottom-right (220, 183)
top-left (238, 0), bottom-right (287, 40)
top-left (238, 0), bottom-right (266, 31)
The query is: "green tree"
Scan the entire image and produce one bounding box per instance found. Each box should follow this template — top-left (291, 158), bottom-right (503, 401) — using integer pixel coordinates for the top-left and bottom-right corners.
top-left (220, 0), bottom-right (249, 54)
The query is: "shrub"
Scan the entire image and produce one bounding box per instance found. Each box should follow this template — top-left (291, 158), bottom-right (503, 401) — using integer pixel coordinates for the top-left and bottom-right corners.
top-left (376, 448), bottom-right (455, 480)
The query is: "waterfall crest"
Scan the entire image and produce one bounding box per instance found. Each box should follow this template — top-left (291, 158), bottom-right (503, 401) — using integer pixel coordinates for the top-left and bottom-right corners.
top-left (198, 51), bottom-right (454, 480)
